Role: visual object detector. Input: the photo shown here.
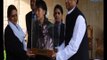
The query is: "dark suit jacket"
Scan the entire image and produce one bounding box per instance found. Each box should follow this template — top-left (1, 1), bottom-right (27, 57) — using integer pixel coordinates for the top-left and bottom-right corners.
top-left (26, 11), bottom-right (32, 49)
top-left (54, 23), bottom-right (65, 47)
top-left (5, 25), bottom-right (28, 60)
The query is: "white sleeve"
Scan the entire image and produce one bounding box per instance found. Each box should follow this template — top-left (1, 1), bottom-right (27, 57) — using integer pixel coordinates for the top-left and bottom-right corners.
top-left (57, 41), bottom-right (65, 52)
top-left (56, 15), bottom-right (86, 60)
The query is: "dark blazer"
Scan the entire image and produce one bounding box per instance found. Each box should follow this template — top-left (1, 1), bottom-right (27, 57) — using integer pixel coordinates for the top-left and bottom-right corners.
top-left (5, 25), bottom-right (28, 60)
top-left (54, 23), bottom-right (65, 47)
top-left (26, 11), bottom-right (32, 49)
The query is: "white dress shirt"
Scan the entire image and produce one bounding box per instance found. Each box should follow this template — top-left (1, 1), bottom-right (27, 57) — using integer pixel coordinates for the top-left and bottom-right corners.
top-left (56, 7), bottom-right (86, 60)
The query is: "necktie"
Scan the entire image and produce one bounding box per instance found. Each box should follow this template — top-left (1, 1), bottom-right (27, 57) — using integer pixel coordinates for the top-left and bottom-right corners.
top-left (32, 13), bottom-right (35, 21)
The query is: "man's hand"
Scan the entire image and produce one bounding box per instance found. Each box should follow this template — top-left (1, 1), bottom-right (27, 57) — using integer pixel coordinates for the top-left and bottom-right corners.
top-left (26, 49), bottom-right (35, 57)
top-left (52, 51), bottom-right (56, 60)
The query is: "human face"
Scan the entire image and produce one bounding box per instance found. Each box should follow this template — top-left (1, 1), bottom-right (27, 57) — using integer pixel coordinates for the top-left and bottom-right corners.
top-left (30, 0), bottom-right (36, 11)
top-left (65, 0), bottom-right (77, 11)
top-left (36, 8), bottom-right (45, 22)
top-left (54, 8), bottom-right (63, 23)
top-left (9, 10), bottom-right (18, 24)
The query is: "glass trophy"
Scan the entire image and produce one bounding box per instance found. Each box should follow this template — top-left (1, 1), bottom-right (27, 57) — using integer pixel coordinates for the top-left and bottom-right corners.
top-left (30, 20), bottom-right (55, 57)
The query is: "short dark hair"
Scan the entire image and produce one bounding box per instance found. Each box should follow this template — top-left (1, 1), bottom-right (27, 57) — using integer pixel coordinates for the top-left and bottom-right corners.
top-left (76, 0), bottom-right (79, 4)
top-left (36, 0), bottom-right (47, 15)
top-left (54, 4), bottom-right (63, 14)
top-left (7, 5), bottom-right (17, 18)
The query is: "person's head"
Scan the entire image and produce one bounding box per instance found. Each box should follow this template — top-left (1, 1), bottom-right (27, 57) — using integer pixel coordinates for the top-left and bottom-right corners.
top-left (7, 5), bottom-right (18, 24)
top-left (54, 4), bottom-right (63, 23)
top-left (30, 0), bottom-right (36, 11)
top-left (35, 0), bottom-right (47, 21)
top-left (65, 0), bottom-right (78, 11)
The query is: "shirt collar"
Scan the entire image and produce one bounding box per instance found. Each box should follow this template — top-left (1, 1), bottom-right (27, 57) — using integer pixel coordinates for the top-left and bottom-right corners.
top-left (67, 6), bottom-right (76, 14)
top-left (32, 11), bottom-right (35, 15)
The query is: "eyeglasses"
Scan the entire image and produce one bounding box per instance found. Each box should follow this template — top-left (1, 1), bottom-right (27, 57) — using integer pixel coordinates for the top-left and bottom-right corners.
top-left (66, 0), bottom-right (70, 2)
top-left (11, 14), bottom-right (17, 17)
top-left (66, 0), bottom-right (74, 2)
top-left (54, 12), bottom-right (61, 15)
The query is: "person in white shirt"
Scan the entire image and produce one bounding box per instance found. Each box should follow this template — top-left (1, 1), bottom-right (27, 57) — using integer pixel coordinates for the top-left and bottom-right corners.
top-left (52, 0), bottom-right (89, 60)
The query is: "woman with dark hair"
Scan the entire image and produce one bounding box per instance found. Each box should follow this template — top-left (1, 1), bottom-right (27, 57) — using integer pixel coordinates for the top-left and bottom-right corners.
top-left (4, 5), bottom-right (34, 60)
top-left (32, 0), bottom-right (54, 60)
top-left (53, 4), bottom-right (65, 52)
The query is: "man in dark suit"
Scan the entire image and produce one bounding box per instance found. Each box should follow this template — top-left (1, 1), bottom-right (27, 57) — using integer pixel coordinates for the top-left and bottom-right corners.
top-left (53, 0), bottom-right (89, 60)
top-left (26, 0), bottom-right (36, 49)
top-left (26, 0), bottom-right (38, 60)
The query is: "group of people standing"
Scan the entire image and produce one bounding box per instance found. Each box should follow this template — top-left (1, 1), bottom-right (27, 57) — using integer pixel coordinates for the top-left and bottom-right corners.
top-left (4, 0), bottom-right (89, 60)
